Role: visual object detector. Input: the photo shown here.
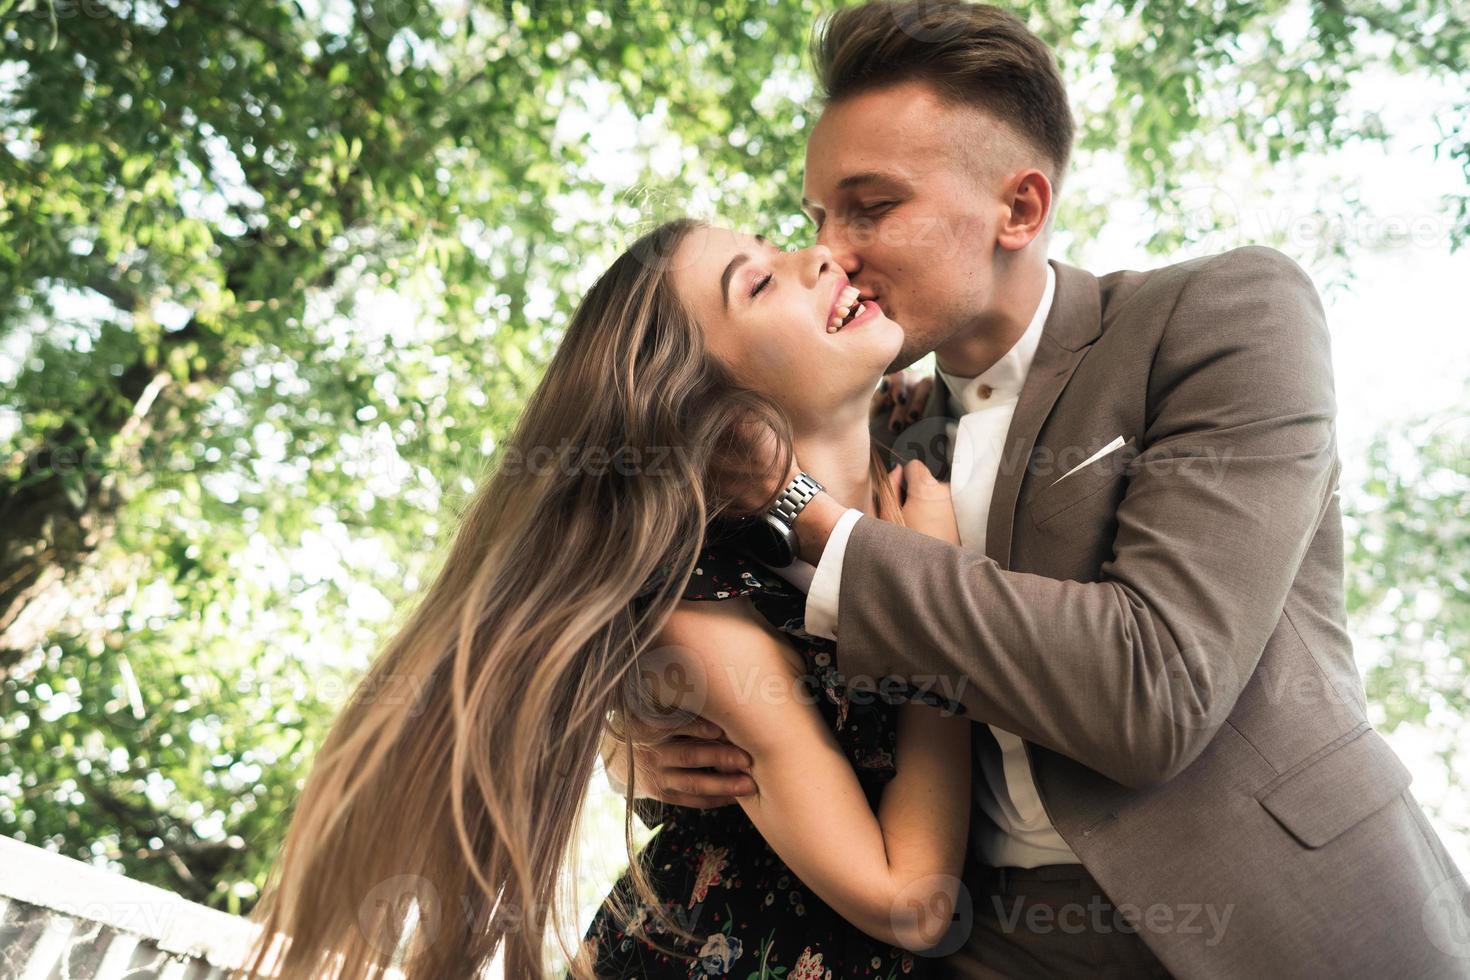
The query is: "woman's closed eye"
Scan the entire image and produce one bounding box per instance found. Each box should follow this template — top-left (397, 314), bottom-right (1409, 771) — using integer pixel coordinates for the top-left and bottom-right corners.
top-left (751, 273), bottom-right (773, 298)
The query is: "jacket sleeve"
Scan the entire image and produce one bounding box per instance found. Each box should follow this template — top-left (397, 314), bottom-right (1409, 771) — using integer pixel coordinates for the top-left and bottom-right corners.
top-left (833, 247), bottom-right (1341, 789)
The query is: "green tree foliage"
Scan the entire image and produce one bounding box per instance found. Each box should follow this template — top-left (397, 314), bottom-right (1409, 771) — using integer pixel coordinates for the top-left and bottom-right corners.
top-left (1347, 404), bottom-right (1470, 839)
top-left (0, 0), bottom-right (1465, 913)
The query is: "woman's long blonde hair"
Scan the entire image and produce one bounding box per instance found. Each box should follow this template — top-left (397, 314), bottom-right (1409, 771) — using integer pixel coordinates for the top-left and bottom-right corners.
top-left (235, 219), bottom-right (905, 979)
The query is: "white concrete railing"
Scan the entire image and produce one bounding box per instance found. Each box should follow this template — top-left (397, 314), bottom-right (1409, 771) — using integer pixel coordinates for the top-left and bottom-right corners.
top-left (0, 833), bottom-right (264, 979)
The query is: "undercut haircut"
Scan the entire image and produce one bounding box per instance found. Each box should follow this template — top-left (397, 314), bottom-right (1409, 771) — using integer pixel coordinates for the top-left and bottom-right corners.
top-left (812, 0), bottom-right (1075, 191)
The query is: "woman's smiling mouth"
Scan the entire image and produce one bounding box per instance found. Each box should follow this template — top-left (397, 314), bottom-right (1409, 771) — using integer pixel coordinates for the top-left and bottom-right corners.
top-left (830, 297), bottom-right (881, 332)
top-left (828, 283), bottom-right (859, 330)
top-left (827, 284), bottom-right (882, 333)
top-left (829, 284), bottom-right (880, 333)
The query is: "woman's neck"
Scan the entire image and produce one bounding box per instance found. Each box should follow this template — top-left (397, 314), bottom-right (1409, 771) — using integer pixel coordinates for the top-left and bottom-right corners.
top-left (790, 396), bottom-right (878, 520)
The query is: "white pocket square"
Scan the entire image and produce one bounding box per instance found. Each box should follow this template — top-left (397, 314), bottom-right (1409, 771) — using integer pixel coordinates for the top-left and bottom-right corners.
top-left (1052, 436), bottom-right (1126, 486)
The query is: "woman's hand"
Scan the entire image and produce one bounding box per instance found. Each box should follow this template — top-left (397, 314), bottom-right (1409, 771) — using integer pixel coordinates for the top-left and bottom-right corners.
top-left (600, 718), bottom-right (755, 809)
top-left (887, 459), bottom-right (960, 544)
top-left (870, 369), bottom-right (935, 434)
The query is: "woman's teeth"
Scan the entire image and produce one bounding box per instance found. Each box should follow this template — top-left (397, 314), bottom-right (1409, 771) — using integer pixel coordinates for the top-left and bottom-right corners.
top-left (828, 301), bottom-right (865, 332)
top-left (828, 285), bottom-right (862, 332)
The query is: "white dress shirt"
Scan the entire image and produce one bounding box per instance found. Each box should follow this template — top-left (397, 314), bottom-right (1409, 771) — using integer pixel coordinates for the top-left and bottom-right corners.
top-left (803, 263), bottom-right (1079, 868)
top-left (759, 554), bottom-right (816, 594)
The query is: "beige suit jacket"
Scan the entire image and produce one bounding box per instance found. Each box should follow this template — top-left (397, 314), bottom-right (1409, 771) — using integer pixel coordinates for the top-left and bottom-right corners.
top-left (851, 246), bottom-right (1469, 977)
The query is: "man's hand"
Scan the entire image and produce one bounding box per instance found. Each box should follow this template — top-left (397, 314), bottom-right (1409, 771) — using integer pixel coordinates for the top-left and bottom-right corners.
top-left (714, 417), bottom-right (800, 516)
top-left (871, 370), bottom-right (935, 434)
top-left (887, 459), bottom-right (959, 544)
top-left (600, 718), bottom-right (756, 809)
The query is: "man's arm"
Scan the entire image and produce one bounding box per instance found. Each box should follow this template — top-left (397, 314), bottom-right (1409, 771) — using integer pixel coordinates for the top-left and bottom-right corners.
top-left (797, 497), bottom-right (858, 639)
top-left (795, 490), bottom-right (850, 566)
top-left (789, 396), bottom-right (906, 635)
top-left (805, 246), bottom-right (1340, 789)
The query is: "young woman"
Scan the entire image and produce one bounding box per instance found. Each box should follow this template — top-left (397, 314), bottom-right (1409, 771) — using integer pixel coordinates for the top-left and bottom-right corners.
top-left (236, 219), bottom-right (971, 980)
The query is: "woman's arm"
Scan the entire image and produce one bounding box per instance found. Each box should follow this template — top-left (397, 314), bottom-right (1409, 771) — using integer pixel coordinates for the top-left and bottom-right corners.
top-left (652, 598), bottom-right (970, 952)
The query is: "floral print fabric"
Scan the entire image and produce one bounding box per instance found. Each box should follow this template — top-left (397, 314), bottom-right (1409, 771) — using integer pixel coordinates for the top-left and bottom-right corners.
top-left (578, 542), bottom-right (954, 978)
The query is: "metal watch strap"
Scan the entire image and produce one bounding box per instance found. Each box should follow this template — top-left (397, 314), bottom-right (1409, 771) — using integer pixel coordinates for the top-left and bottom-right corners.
top-left (770, 472), bottom-right (823, 526)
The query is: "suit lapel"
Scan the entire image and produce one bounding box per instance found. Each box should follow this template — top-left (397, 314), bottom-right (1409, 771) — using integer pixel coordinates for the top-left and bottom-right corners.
top-left (881, 260), bottom-right (1102, 527)
top-left (984, 260), bottom-right (1103, 569)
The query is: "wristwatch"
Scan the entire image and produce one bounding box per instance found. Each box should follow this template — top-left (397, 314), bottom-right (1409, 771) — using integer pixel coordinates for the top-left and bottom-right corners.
top-left (735, 472), bottom-right (825, 568)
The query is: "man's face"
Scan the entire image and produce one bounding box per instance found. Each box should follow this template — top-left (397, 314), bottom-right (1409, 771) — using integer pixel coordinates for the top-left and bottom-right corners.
top-left (802, 80), bottom-right (1020, 372)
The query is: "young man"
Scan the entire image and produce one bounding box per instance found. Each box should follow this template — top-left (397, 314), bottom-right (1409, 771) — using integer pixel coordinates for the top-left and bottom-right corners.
top-left (616, 2), bottom-right (1470, 976)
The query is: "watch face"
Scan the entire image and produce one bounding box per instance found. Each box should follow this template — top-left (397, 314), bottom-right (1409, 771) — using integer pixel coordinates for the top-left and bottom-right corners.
top-left (740, 513), bottom-right (797, 568)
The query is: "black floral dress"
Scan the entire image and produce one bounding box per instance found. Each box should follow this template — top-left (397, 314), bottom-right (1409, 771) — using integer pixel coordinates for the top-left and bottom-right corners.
top-left (578, 541), bottom-right (965, 980)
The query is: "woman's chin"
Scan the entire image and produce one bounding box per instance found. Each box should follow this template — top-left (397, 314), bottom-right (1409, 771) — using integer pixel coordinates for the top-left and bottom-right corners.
top-left (859, 309), bottom-right (902, 340)
top-left (868, 314), bottom-right (906, 362)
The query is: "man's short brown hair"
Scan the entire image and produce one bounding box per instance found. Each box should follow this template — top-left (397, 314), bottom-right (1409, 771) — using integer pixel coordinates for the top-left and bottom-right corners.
top-left (811, 0), bottom-right (1074, 188)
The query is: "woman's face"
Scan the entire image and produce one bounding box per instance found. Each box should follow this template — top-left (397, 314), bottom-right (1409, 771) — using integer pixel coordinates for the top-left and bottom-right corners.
top-left (671, 226), bottom-right (903, 430)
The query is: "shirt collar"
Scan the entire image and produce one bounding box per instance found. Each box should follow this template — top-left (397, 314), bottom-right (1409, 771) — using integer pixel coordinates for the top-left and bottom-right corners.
top-left (935, 263), bottom-right (1056, 415)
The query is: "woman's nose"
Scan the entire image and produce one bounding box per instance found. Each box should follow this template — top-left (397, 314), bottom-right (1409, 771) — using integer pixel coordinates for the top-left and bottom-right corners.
top-left (816, 223), bottom-right (862, 277)
top-left (795, 244), bottom-right (836, 287)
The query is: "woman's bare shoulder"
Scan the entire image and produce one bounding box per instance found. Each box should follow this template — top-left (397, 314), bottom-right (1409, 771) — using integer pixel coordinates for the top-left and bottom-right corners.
top-left (653, 598), bottom-right (807, 682)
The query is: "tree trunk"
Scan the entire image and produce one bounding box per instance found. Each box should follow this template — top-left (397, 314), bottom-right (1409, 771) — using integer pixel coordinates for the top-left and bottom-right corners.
top-left (0, 354), bottom-right (180, 675)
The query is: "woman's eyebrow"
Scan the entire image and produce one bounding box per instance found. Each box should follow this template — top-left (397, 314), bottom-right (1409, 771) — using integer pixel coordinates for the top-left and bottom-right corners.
top-left (719, 254), bottom-right (749, 311)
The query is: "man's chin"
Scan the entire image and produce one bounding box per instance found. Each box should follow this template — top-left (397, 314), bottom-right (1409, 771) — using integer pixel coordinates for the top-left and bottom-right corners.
top-left (885, 347), bottom-right (932, 377)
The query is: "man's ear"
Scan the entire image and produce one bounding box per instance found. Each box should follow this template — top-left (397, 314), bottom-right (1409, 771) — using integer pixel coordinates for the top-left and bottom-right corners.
top-left (996, 168), bottom-right (1052, 252)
